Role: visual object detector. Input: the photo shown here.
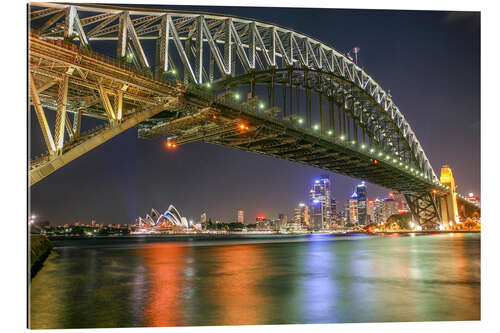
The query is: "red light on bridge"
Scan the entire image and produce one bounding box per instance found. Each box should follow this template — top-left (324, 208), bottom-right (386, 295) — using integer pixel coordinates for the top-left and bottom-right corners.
top-left (212, 115), bottom-right (217, 120)
top-left (373, 159), bottom-right (379, 165)
top-left (165, 141), bottom-right (177, 150)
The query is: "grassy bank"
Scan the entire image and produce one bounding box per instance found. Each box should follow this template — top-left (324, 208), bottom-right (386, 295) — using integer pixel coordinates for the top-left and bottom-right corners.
top-left (30, 235), bottom-right (53, 279)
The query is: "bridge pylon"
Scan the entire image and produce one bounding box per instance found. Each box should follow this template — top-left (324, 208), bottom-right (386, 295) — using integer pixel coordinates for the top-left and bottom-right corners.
top-left (439, 165), bottom-right (460, 228)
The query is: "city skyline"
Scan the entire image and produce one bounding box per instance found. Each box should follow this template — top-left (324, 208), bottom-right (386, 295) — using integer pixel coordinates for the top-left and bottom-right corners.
top-left (29, 5), bottom-right (480, 226)
top-left (35, 173), bottom-right (475, 227)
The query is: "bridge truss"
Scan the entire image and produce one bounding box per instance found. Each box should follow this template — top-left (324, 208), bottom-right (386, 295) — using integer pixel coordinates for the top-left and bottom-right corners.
top-left (28, 2), bottom-right (479, 227)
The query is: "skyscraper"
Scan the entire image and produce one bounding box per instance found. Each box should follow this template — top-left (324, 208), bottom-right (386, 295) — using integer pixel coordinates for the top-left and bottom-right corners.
top-left (237, 210), bottom-right (244, 224)
top-left (294, 203), bottom-right (310, 228)
top-left (374, 198), bottom-right (383, 223)
top-left (309, 199), bottom-right (323, 230)
top-left (393, 193), bottom-right (409, 211)
top-left (200, 213), bottom-right (207, 224)
top-left (343, 202), bottom-right (350, 224)
top-left (356, 182), bottom-right (367, 226)
top-left (331, 197), bottom-right (337, 223)
top-left (366, 200), bottom-right (375, 224)
top-left (309, 175), bottom-right (332, 229)
top-left (349, 192), bottom-right (359, 224)
top-left (382, 197), bottom-right (399, 222)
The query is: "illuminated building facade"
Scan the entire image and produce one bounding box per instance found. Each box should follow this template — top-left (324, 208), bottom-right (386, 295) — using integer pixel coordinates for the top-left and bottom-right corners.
top-left (237, 210), bottom-right (245, 224)
top-left (393, 193), bottom-right (409, 211)
top-left (367, 200), bottom-right (375, 224)
top-left (349, 192), bottom-right (359, 224)
top-left (293, 203), bottom-right (310, 228)
top-left (309, 199), bottom-right (324, 230)
top-left (343, 203), bottom-right (350, 224)
top-left (331, 198), bottom-right (337, 223)
top-left (382, 197), bottom-right (399, 222)
top-left (356, 182), bottom-right (367, 225)
top-left (374, 199), bottom-right (383, 223)
top-left (136, 205), bottom-right (189, 230)
top-left (309, 175), bottom-right (332, 229)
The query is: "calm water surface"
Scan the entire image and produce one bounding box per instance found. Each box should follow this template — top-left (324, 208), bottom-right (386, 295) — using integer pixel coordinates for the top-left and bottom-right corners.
top-left (29, 233), bottom-right (480, 328)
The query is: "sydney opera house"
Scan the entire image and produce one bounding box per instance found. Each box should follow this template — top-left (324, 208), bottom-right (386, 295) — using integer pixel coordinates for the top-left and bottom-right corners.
top-left (135, 205), bottom-right (195, 233)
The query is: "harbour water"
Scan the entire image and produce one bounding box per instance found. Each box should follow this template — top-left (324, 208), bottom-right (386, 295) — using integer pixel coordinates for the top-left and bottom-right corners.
top-left (29, 232), bottom-right (480, 328)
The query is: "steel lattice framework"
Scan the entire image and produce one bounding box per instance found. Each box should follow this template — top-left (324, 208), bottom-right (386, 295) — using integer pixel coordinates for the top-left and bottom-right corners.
top-left (28, 3), bottom-right (479, 227)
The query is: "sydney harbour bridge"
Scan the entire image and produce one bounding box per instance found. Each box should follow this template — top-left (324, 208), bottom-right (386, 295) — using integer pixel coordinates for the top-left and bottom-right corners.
top-left (28, 3), bottom-right (479, 228)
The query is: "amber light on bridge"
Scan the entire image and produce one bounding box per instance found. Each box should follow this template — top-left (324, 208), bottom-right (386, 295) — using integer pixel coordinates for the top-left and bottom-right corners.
top-left (165, 141), bottom-right (177, 150)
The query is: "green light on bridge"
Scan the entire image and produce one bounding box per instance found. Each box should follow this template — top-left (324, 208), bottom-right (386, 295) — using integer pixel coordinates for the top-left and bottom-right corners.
top-left (298, 118), bottom-right (304, 124)
top-left (327, 130), bottom-right (333, 135)
top-left (234, 93), bottom-right (241, 100)
top-left (259, 102), bottom-right (265, 109)
top-left (313, 124), bottom-right (320, 131)
top-left (361, 144), bottom-right (366, 149)
top-left (126, 51), bottom-right (134, 63)
top-left (205, 82), bottom-right (211, 88)
top-left (340, 135), bottom-right (345, 141)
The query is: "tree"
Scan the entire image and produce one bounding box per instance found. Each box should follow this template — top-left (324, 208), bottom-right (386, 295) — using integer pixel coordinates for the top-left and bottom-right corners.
top-left (387, 212), bottom-right (412, 230)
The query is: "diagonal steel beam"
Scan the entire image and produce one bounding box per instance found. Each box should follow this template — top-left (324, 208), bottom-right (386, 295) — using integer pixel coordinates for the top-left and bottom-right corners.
top-left (53, 75), bottom-right (69, 151)
top-left (29, 71), bottom-right (56, 153)
top-left (97, 83), bottom-right (116, 121)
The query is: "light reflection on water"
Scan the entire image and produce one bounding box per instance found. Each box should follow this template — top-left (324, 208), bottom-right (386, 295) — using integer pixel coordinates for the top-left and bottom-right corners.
top-left (29, 233), bottom-right (480, 329)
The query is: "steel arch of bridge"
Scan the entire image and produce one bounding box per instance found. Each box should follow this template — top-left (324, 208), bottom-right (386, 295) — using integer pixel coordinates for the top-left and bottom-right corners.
top-left (28, 3), bottom-right (479, 226)
top-left (29, 2), bottom-right (436, 179)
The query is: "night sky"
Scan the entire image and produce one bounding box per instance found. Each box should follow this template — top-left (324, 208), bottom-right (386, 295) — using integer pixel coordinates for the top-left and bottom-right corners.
top-left (29, 5), bottom-right (480, 225)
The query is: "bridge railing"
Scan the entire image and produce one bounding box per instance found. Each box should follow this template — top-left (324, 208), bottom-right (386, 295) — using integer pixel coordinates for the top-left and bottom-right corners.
top-left (29, 29), bottom-right (180, 86)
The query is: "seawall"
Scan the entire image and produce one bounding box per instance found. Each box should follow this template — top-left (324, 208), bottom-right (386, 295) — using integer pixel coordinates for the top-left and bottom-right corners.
top-left (30, 235), bottom-right (53, 279)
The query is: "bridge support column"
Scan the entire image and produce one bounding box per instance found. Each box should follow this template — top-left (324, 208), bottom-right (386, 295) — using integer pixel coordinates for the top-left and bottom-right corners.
top-left (439, 165), bottom-right (459, 228)
top-left (405, 192), bottom-right (442, 229)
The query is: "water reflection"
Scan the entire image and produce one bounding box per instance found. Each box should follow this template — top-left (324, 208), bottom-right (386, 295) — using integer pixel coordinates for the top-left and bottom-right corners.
top-left (188, 244), bottom-right (267, 325)
top-left (142, 243), bottom-right (188, 326)
top-left (300, 236), bottom-right (338, 323)
top-left (29, 234), bottom-right (481, 329)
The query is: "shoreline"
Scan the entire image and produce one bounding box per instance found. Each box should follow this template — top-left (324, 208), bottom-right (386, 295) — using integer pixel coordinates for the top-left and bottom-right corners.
top-left (30, 235), bottom-right (53, 279)
top-left (46, 230), bottom-right (480, 241)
